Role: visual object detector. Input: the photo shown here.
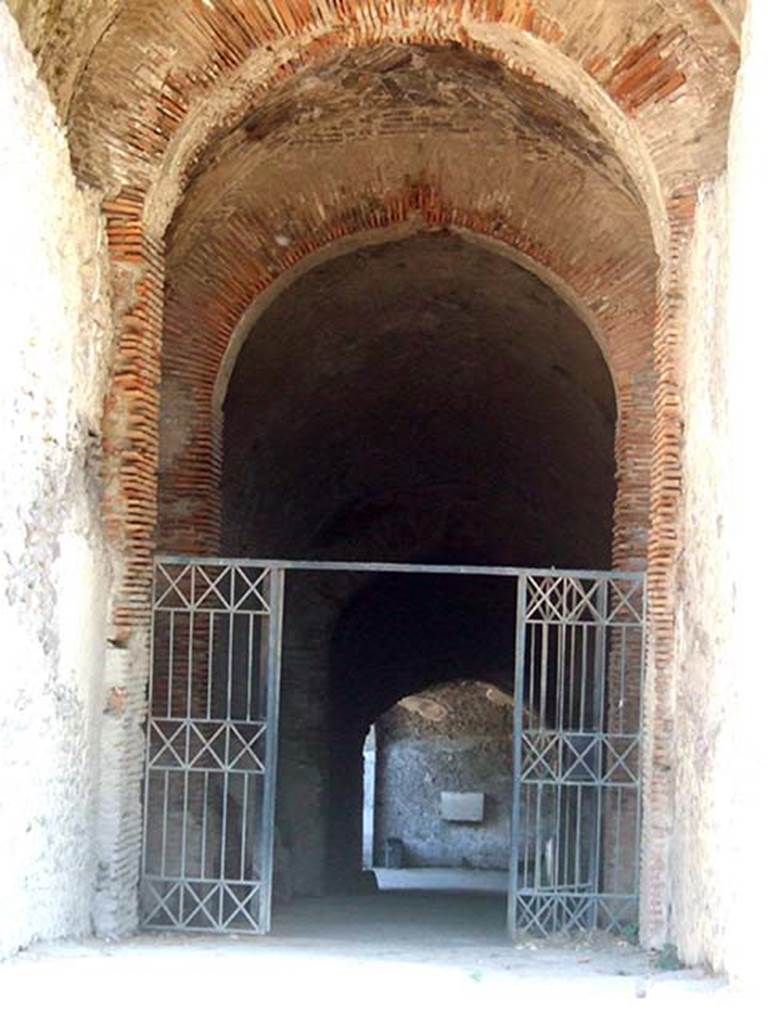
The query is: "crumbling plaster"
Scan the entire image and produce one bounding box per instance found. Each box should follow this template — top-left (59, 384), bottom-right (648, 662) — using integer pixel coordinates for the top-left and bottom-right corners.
top-left (670, 175), bottom-right (731, 970)
top-left (668, 0), bottom-right (767, 987)
top-left (0, 7), bottom-right (113, 958)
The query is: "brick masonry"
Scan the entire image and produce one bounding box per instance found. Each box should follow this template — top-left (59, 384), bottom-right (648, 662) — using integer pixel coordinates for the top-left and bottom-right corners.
top-left (9, 1), bottom-right (741, 942)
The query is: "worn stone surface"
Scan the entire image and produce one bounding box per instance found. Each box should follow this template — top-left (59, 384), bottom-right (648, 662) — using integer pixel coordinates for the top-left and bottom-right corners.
top-left (375, 682), bottom-right (515, 870)
top-left (0, 7), bottom-right (112, 958)
top-left (668, 176), bottom-right (731, 969)
top-left (716, 1), bottom-right (768, 986)
top-left (669, 0), bottom-right (768, 986)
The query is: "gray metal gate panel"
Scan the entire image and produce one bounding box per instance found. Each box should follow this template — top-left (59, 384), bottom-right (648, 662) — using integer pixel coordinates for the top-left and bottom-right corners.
top-left (140, 561), bottom-right (284, 933)
top-left (508, 572), bottom-right (645, 936)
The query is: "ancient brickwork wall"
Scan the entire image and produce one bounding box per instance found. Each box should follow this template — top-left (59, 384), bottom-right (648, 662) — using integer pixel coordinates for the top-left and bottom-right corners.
top-left (5, 0), bottom-right (743, 958)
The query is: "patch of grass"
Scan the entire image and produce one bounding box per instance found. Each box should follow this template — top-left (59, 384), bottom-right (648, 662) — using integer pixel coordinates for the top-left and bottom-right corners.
top-left (654, 943), bottom-right (683, 971)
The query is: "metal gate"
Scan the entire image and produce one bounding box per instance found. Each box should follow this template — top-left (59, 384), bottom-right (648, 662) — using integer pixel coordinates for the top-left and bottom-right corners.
top-left (141, 560), bottom-right (284, 932)
top-left (509, 572), bottom-right (645, 935)
top-left (140, 558), bottom-right (643, 937)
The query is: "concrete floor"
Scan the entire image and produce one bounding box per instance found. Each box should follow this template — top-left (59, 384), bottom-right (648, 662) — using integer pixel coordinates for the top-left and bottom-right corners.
top-left (1, 893), bottom-right (756, 1021)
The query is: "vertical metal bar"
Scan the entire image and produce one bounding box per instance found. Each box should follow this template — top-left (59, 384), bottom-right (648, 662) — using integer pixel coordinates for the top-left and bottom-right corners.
top-left (259, 597), bottom-right (270, 720)
top-left (240, 771), bottom-right (249, 881)
top-left (201, 770), bottom-right (209, 880)
top-left (565, 616), bottom-right (575, 901)
top-left (634, 579), bottom-right (647, 905)
top-left (522, 785), bottom-right (531, 889)
top-left (614, 786), bottom-right (623, 894)
top-left (533, 625), bottom-right (539, 726)
top-left (563, 777), bottom-right (571, 893)
top-left (207, 614), bottom-right (214, 721)
top-left (556, 619), bottom-right (566, 732)
top-left (227, 569), bottom-right (235, 720)
top-left (619, 626), bottom-right (628, 734)
top-left (167, 610), bottom-right (175, 718)
top-left (593, 580), bottom-right (608, 730)
top-left (534, 782), bottom-right (544, 889)
top-left (160, 770), bottom-right (170, 878)
top-left (575, 784), bottom-right (583, 893)
top-left (579, 624), bottom-right (588, 731)
top-left (180, 571), bottom-right (195, 885)
top-left (553, 738), bottom-right (563, 898)
top-left (590, 580), bottom-right (609, 925)
top-left (568, 622), bottom-right (576, 730)
top-left (540, 622), bottom-right (549, 727)
top-left (180, 740), bottom-right (190, 886)
top-left (259, 568), bottom-right (285, 934)
top-left (508, 573), bottom-right (527, 935)
top-left (246, 612), bottom-right (255, 722)
top-left (219, 765), bottom-right (229, 927)
top-left (223, 743), bottom-right (232, 874)
top-left (142, 566), bottom-right (159, 880)
top-left (552, 581), bottom-right (566, 917)
top-left (148, 564), bottom-right (160, 718)
top-left (186, 570), bottom-right (195, 718)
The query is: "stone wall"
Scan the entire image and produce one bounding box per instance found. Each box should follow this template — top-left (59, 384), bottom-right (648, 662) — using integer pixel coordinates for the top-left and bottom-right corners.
top-left (0, 8), bottom-right (112, 958)
top-left (718, 0), bottom-right (768, 984)
top-left (374, 682), bottom-right (514, 870)
top-left (670, 0), bottom-right (768, 986)
top-left (669, 175), bottom-right (731, 968)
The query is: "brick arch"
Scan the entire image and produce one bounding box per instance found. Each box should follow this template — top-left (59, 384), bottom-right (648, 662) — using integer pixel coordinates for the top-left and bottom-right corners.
top-left (94, 8), bottom-right (734, 661)
top-left (29, 1), bottom-right (735, 938)
top-left (139, 25), bottom-right (670, 252)
top-left (158, 184), bottom-right (654, 573)
top-left (212, 222), bottom-right (616, 412)
top-left (11, 2), bottom-right (738, 217)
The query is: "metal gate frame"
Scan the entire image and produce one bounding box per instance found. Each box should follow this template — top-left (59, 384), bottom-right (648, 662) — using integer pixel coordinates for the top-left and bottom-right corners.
top-left (508, 571), bottom-right (646, 936)
top-left (140, 557), bottom-right (644, 937)
top-left (141, 561), bottom-right (284, 933)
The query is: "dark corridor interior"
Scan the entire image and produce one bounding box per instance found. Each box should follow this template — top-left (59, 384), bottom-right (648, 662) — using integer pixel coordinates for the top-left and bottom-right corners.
top-left (219, 232), bottom-right (617, 913)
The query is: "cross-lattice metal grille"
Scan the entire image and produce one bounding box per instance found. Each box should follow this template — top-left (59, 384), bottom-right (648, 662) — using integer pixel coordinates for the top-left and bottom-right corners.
top-left (141, 561), bottom-right (284, 933)
top-left (140, 558), bottom-right (644, 938)
top-left (509, 572), bottom-right (645, 937)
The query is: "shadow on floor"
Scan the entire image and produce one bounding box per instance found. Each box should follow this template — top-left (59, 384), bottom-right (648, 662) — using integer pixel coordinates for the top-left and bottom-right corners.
top-left (271, 890), bottom-right (508, 945)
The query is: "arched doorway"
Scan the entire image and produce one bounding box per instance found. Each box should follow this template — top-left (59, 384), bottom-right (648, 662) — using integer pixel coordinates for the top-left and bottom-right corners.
top-left (141, 228), bottom-right (643, 937)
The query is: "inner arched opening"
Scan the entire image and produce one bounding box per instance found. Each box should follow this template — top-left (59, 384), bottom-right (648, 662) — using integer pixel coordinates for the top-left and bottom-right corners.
top-left (366, 680), bottom-right (518, 899)
top-left (222, 232), bottom-right (616, 566)
top-left (219, 231), bottom-right (617, 914)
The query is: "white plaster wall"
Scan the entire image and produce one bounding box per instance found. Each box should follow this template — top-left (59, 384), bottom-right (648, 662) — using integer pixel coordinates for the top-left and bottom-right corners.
top-left (718, 0), bottom-right (768, 987)
top-left (671, 0), bottom-right (768, 987)
top-left (671, 175), bottom-right (732, 970)
top-left (0, 6), bottom-right (112, 958)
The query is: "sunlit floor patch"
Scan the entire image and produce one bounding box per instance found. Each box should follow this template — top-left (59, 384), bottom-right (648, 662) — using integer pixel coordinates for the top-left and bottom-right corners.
top-left (2, 893), bottom-right (743, 1023)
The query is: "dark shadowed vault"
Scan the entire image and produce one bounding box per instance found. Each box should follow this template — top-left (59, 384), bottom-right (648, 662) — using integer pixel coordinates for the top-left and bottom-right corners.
top-left (216, 230), bottom-right (618, 896)
top-left (222, 232), bottom-right (616, 567)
